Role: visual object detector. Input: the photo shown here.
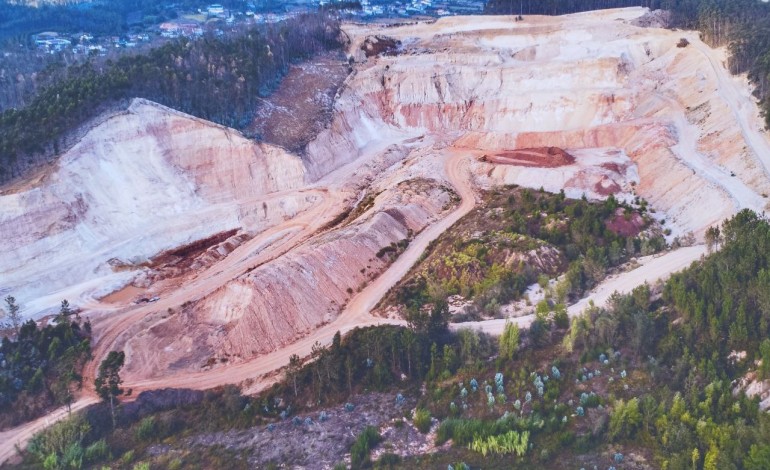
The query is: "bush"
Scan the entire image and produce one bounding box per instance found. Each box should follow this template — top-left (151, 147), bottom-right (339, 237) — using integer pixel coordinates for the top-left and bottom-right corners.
top-left (84, 439), bottom-right (110, 463)
top-left (28, 415), bottom-right (91, 467)
top-left (413, 408), bottom-right (432, 434)
top-left (469, 430), bottom-right (529, 457)
top-left (350, 426), bottom-right (381, 469)
top-left (134, 416), bottom-right (157, 442)
top-left (375, 453), bottom-right (402, 468)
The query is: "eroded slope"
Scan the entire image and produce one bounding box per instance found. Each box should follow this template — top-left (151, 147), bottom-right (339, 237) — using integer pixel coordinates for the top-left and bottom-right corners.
top-left (0, 99), bottom-right (307, 314)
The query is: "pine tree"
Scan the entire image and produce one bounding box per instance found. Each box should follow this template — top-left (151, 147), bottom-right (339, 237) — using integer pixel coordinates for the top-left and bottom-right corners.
top-left (3, 295), bottom-right (22, 335)
top-left (94, 351), bottom-right (125, 428)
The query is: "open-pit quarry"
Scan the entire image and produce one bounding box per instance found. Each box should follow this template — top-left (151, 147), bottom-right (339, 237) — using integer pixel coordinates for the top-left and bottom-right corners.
top-left (4, 6), bottom-right (770, 460)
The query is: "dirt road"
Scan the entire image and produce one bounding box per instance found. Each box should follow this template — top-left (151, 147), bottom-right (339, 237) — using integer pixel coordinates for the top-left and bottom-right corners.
top-left (451, 244), bottom-right (707, 335)
top-left (82, 187), bottom-right (347, 386)
top-left (109, 151), bottom-right (476, 395)
top-left (691, 39), bottom-right (770, 181)
top-left (0, 397), bottom-right (98, 466)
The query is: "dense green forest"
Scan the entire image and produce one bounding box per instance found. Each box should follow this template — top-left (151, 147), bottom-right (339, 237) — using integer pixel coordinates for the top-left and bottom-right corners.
top-left (0, 300), bottom-right (91, 430)
top-left (13, 210), bottom-right (770, 469)
top-left (0, 12), bottom-right (345, 181)
top-left (388, 186), bottom-right (667, 322)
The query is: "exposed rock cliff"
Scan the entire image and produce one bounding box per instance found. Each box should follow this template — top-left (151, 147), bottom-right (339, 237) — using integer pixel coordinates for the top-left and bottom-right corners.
top-left (0, 99), bottom-right (306, 314)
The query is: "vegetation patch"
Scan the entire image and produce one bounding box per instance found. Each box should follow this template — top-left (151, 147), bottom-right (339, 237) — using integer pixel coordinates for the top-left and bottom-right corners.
top-left (0, 300), bottom-right (91, 430)
top-left (384, 186), bottom-right (663, 321)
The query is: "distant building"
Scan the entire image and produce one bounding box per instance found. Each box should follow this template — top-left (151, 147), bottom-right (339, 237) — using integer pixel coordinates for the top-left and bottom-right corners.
top-left (207, 4), bottom-right (227, 18)
top-left (159, 21), bottom-right (203, 38)
top-left (33, 32), bottom-right (72, 52)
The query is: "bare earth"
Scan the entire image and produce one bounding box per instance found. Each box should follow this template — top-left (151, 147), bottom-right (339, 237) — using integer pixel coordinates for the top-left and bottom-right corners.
top-left (5, 7), bottom-right (770, 463)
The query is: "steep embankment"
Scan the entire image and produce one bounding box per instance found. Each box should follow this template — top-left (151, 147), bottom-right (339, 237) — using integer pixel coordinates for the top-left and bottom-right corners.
top-left (120, 177), bottom-right (455, 378)
top-left (320, 10), bottom-right (770, 238)
top-left (0, 99), bottom-right (306, 315)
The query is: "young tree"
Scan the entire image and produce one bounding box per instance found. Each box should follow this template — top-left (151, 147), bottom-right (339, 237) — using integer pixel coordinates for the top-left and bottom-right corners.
top-left (705, 225), bottom-right (722, 253)
top-left (498, 320), bottom-right (520, 361)
top-left (759, 339), bottom-right (770, 380)
top-left (55, 299), bottom-right (72, 324)
top-left (401, 328), bottom-right (416, 376)
top-left (287, 354), bottom-right (302, 397)
top-left (94, 351), bottom-right (125, 428)
top-left (345, 356), bottom-right (354, 395)
top-left (3, 295), bottom-right (22, 335)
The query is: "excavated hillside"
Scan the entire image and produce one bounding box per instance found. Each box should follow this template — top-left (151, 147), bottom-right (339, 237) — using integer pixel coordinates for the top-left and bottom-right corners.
top-left (0, 99), bottom-right (307, 314)
top-left (3, 7), bottom-right (770, 389)
top-left (320, 9), bottom-right (770, 236)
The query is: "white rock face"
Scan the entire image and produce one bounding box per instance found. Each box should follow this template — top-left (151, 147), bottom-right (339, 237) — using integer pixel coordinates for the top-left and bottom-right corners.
top-left (311, 10), bottom-right (770, 239)
top-left (0, 99), bottom-right (306, 315)
top-left (4, 7), bottom-right (770, 371)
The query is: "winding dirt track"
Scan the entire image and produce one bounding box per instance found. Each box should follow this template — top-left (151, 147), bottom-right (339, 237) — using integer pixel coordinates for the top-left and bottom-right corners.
top-left (0, 151), bottom-right (475, 465)
top-left (81, 187), bottom-right (343, 382)
top-left (452, 244), bottom-right (707, 335)
top-left (111, 150), bottom-right (475, 395)
top-left (7, 18), bottom-right (770, 467)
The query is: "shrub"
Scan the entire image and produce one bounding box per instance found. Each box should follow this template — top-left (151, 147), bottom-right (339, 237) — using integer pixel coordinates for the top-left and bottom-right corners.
top-left (350, 426), bottom-right (381, 469)
top-left (609, 398), bottom-right (641, 440)
top-left (84, 439), bottom-right (110, 463)
top-left (469, 430), bottom-right (529, 457)
top-left (134, 416), bottom-right (157, 442)
top-left (413, 408), bottom-right (432, 433)
top-left (28, 415), bottom-right (91, 467)
top-left (375, 453), bottom-right (402, 468)
top-left (121, 450), bottom-right (135, 465)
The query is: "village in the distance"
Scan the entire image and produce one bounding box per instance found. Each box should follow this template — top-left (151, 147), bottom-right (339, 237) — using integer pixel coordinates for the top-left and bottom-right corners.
top-left (30, 0), bottom-right (486, 55)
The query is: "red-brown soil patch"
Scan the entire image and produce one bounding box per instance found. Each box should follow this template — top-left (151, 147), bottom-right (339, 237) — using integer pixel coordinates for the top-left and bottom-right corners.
top-left (481, 147), bottom-right (575, 168)
top-left (148, 229), bottom-right (239, 268)
top-left (361, 35), bottom-right (401, 57)
top-left (594, 176), bottom-right (622, 196)
top-left (600, 162), bottom-right (623, 173)
top-left (606, 208), bottom-right (646, 237)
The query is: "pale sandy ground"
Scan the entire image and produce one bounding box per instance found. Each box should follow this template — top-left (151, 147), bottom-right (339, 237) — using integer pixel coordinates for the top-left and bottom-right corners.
top-left (6, 6), bottom-right (770, 462)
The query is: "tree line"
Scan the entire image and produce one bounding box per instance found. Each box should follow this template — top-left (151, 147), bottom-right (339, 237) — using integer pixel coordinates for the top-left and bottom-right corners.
top-left (0, 299), bottom-right (91, 430)
top-left (0, 12), bottom-right (345, 182)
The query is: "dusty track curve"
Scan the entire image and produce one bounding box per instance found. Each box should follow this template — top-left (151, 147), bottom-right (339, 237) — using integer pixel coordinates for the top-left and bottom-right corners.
top-left (82, 187), bottom-right (344, 386)
top-left (0, 151), bottom-right (477, 465)
top-left (453, 244), bottom-right (707, 335)
top-left (0, 397), bottom-right (98, 466)
top-left (110, 150), bottom-right (476, 395)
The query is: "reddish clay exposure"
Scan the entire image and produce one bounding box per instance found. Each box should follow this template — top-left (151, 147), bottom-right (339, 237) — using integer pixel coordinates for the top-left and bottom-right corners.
top-left (594, 176), bottom-right (622, 196)
top-left (606, 207), bottom-right (646, 237)
top-left (482, 147), bottom-right (576, 168)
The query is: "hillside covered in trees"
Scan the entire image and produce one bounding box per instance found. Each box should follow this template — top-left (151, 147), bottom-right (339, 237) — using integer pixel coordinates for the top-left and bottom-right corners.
top-left (385, 186), bottom-right (665, 322)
